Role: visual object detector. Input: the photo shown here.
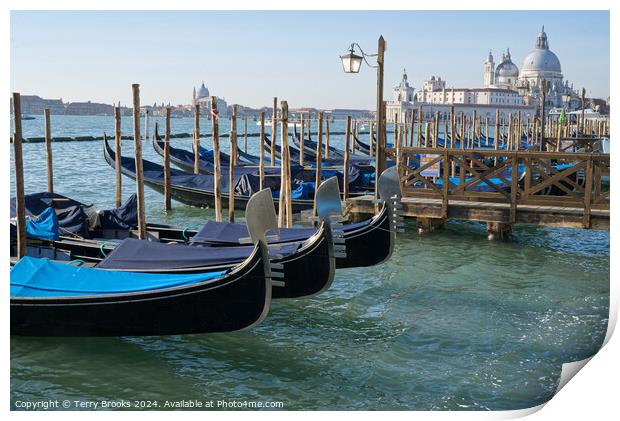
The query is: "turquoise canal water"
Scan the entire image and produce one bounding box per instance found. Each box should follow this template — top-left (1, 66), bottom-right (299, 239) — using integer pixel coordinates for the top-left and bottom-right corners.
top-left (10, 116), bottom-right (609, 410)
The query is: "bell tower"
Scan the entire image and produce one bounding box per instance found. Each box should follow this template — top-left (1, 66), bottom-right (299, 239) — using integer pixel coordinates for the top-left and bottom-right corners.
top-left (484, 50), bottom-right (495, 87)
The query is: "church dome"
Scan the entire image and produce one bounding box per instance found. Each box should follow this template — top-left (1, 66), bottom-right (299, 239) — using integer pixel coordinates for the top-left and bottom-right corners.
top-left (495, 49), bottom-right (519, 79)
top-left (521, 27), bottom-right (561, 75)
top-left (197, 82), bottom-right (210, 99)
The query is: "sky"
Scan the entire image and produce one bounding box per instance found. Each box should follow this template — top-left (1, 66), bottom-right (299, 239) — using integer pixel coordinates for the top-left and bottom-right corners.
top-left (10, 10), bottom-right (610, 110)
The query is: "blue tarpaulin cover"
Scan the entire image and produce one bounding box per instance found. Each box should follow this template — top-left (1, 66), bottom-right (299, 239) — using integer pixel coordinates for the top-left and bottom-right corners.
top-left (25, 207), bottom-right (59, 240)
top-left (10, 256), bottom-right (227, 298)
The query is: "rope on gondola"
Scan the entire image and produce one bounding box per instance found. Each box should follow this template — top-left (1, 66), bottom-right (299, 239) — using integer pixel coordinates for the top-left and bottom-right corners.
top-left (99, 242), bottom-right (115, 258)
top-left (181, 225), bottom-right (202, 242)
top-left (68, 259), bottom-right (85, 266)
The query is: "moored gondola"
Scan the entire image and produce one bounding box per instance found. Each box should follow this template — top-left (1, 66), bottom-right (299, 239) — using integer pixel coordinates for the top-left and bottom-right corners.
top-left (104, 135), bottom-right (316, 212)
top-left (165, 168), bottom-right (402, 269)
top-left (10, 190), bottom-right (277, 337)
top-left (11, 189), bottom-right (336, 300)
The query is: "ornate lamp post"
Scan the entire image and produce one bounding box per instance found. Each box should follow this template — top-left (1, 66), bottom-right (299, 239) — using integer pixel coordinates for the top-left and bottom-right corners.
top-left (340, 36), bottom-right (386, 200)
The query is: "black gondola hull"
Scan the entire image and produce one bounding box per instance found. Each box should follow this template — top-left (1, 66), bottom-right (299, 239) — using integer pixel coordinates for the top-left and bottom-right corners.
top-left (11, 244), bottom-right (271, 337)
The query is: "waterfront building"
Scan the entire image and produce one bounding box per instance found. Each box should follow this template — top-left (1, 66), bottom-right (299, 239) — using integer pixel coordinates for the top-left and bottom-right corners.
top-left (385, 27), bottom-right (583, 123)
top-left (192, 81), bottom-right (229, 118)
top-left (65, 101), bottom-right (114, 116)
top-left (386, 70), bottom-right (533, 123)
top-left (485, 27), bottom-right (580, 110)
top-left (12, 95), bottom-right (65, 115)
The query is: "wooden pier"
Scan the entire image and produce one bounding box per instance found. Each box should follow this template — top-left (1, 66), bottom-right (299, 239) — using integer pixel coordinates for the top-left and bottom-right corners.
top-left (346, 147), bottom-right (609, 237)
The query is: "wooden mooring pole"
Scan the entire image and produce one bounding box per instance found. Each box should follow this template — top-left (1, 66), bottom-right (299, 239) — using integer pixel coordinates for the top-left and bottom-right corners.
top-left (164, 107), bottom-right (171, 211)
top-left (243, 115), bottom-right (248, 153)
top-left (114, 106), bottom-right (122, 208)
top-left (12, 93), bottom-right (27, 259)
top-left (283, 101), bottom-right (292, 227)
top-left (299, 113), bottom-right (305, 166)
top-left (44, 108), bottom-right (54, 193)
top-left (259, 111), bottom-right (265, 191)
top-left (343, 116), bottom-right (351, 199)
top-left (313, 112), bottom-right (324, 217)
top-left (211, 96), bottom-right (222, 222)
top-left (132, 84), bottom-right (147, 240)
top-left (325, 116), bottom-right (330, 159)
top-left (228, 105), bottom-right (237, 223)
top-left (193, 104), bottom-right (200, 174)
top-left (270, 97), bottom-right (277, 166)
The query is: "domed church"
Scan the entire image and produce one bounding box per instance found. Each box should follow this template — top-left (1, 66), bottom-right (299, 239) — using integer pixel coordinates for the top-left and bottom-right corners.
top-left (483, 27), bottom-right (578, 110)
top-left (191, 81), bottom-right (229, 117)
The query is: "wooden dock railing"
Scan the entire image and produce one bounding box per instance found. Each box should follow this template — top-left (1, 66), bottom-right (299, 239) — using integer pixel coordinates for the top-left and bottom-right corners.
top-left (384, 147), bottom-right (609, 229)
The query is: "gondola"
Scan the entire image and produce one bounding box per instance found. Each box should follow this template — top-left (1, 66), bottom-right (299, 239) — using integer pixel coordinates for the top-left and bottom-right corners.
top-left (152, 134), bottom-right (262, 175)
top-left (187, 172), bottom-right (399, 269)
top-left (10, 191), bottom-right (276, 337)
top-left (352, 132), bottom-right (394, 156)
top-left (104, 135), bottom-right (316, 212)
top-left (11, 188), bottom-right (336, 300)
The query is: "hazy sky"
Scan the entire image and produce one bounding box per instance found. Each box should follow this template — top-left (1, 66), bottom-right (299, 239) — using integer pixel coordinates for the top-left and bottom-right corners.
top-left (10, 10), bottom-right (610, 109)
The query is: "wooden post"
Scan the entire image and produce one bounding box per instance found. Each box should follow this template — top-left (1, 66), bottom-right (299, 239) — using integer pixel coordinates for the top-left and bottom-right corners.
top-left (417, 105), bottom-right (423, 147)
top-left (43, 108), bottom-right (54, 193)
top-left (278, 103), bottom-right (288, 227)
top-left (540, 80), bottom-right (547, 151)
top-left (193, 104), bottom-right (200, 174)
top-left (114, 107), bottom-right (122, 208)
top-left (343, 116), bottom-right (351, 199)
top-left (460, 112), bottom-right (465, 149)
top-left (325, 116), bottom-right (330, 159)
top-left (580, 88), bottom-right (586, 136)
top-left (369, 120), bottom-right (374, 156)
top-left (12, 93), bottom-right (27, 259)
top-left (313, 112), bottom-right (324, 217)
top-left (485, 116), bottom-right (489, 147)
top-left (374, 35), bottom-right (386, 202)
top-left (132, 84), bottom-right (147, 240)
top-left (259, 111), bottom-right (265, 190)
top-left (434, 111), bottom-right (440, 148)
top-left (410, 110), bottom-right (415, 146)
top-left (471, 109), bottom-right (478, 148)
top-left (243, 115), bottom-right (248, 153)
top-left (507, 113), bottom-right (513, 150)
top-left (299, 113), bottom-right (305, 166)
top-left (281, 101), bottom-right (292, 227)
top-left (211, 96), bottom-right (222, 222)
top-left (228, 105), bottom-right (237, 223)
top-left (145, 110), bottom-right (150, 141)
top-left (270, 96), bottom-right (277, 166)
top-left (164, 107), bottom-right (171, 211)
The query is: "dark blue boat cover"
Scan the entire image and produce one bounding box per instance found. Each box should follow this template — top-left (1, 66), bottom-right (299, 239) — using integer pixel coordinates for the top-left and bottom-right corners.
top-left (191, 217), bottom-right (372, 245)
top-left (10, 256), bottom-right (227, 298)
top-left (97, 237), bottom-right (299, 270)
top-left (97, 194), bottom-right (138, 230)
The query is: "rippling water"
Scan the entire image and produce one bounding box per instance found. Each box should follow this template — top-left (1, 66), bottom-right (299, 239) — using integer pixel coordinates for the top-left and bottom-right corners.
top-left (10, 116), bottom-right (609, 410)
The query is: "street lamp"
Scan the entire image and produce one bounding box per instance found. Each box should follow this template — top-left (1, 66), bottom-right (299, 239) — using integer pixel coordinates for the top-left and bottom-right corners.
top-left (339, 46), bottom-right (363, 74)
top-left (339, 36), bottom-right (386, 200)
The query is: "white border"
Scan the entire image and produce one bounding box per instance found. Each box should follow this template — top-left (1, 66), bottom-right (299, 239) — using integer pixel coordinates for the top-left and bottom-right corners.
top-left (3, 1), bottom-right (616, 419)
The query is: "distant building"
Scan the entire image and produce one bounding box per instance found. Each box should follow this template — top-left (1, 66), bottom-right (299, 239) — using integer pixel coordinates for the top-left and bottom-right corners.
top-left (385, 27), bottom-right (588, 123)
top-left (13, 95), bottom-right (65, 115)
top-left (65, 101), bottom-right (114, 116)
top-left (192, 81), bottom-right (229, 118)
top-left (386, 70), bottom-right (534, 123)
top-left (485, 27), bottom-right (580, 110)
top-left (326, 108), bottom-right (373, 120)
